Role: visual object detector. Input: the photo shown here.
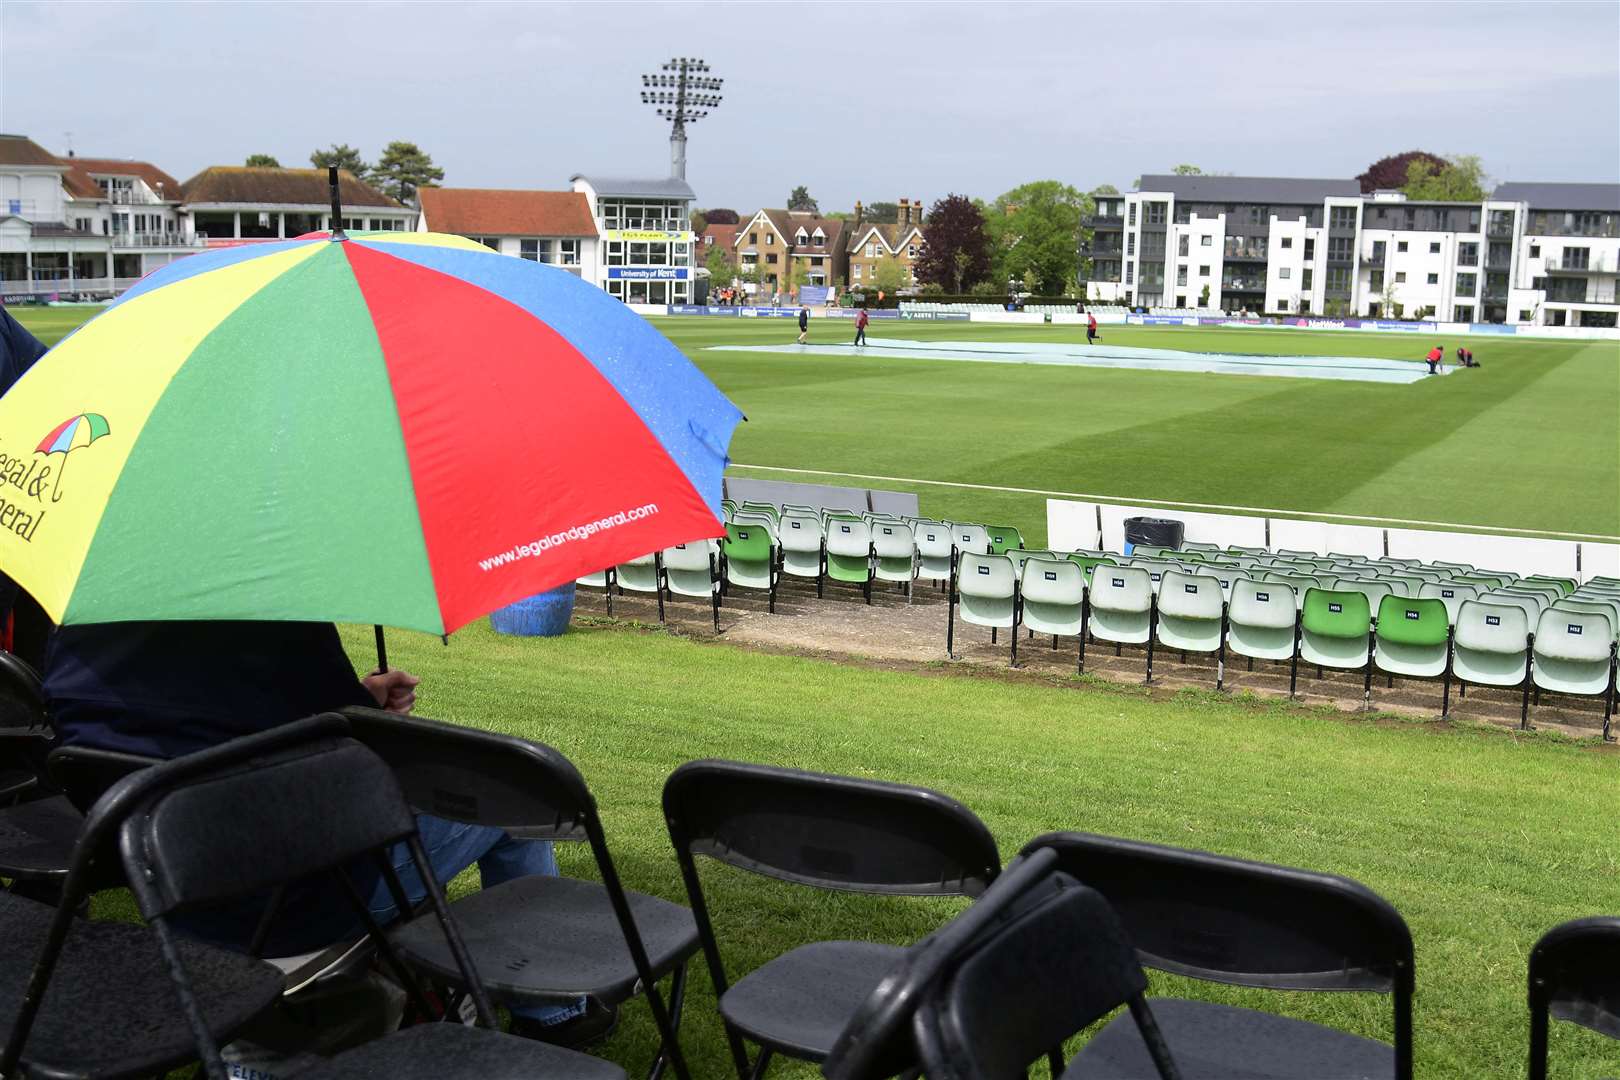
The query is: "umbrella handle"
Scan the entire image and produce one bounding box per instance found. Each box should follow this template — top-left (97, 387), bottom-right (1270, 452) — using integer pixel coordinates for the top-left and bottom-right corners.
top-left (373, 623), bottom-right (388, 674)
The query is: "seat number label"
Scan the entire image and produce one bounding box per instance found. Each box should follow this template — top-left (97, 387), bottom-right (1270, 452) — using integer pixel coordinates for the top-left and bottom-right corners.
top-left (1329, 603), bottom-right (1343, 613)
top-left (1044, 571), bottom-right (1058, 581)
top-left (977, 565), bottom-right (990, 575)
top-left (1256, 591), bottom-right (1269, 601)
top-left (1405, 610), bottom-right (1420, 620)
top-left (1485, 615), bottom-right (1501, 626)
top-left (1111, 577), bottom-right (1125, 587)
top-left (1569, 624), bottom-right (1582, 634)
top-left (1441, 589), bottom-right (1454, 597)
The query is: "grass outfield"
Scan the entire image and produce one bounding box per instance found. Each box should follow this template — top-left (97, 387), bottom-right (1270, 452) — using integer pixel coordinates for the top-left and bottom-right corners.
top-left (314, 620), bottom-right (1618, 1079)
top-left (16, 306), bottom-right (1619, 544)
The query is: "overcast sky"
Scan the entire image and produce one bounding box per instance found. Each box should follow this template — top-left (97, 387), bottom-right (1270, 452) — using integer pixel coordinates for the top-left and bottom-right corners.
top-left (3, 1), bottom-right (1617, 213)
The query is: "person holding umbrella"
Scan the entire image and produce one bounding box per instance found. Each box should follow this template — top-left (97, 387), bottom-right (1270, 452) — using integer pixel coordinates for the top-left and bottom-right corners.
top-left (6, 195), bottom-right (743, 1052)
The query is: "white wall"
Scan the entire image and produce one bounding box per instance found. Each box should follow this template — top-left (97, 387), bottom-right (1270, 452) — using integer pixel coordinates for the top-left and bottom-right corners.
top-left (1046, 498), bottom-right (1102, 550)
top-left (1097, 503), bottom-right (1267, 552)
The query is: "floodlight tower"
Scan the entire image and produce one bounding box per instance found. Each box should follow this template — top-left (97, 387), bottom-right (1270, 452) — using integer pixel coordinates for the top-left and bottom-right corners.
top-left (640, 57), bottom-right (723, 181)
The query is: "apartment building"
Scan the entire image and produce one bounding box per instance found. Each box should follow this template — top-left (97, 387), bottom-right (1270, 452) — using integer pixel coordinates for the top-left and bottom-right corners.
top-left (417, 187), bottom-right (600, 279)
top-left (571, 174), bottom-right (695, 305)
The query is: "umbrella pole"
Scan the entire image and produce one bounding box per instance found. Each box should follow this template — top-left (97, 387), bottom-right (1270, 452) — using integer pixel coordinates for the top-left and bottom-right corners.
top-left (328, 166), bottom-right (347, 241)
top-left (374, 624), bottom-right (389, 674)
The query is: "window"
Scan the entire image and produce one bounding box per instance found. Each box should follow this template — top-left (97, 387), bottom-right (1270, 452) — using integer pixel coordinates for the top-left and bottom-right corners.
top-left (1201, 235), bottom-right (1212, 247)
top-left (907, 243), bottom-right (918, 258)
top-left (865, 242), bottom-right (876, 257)
top-left (1128, 203), bottom-right (1137, 225)
top-left (1426, 272), bottom-right (1438, 284)
top-left (1146, 202), bottom-right (1166, 225)
top-left (1396, 241), bottom-right (1408, 253)
top-left (1458, 243), bottom-right (1478, 266)
top-left (1303, 238), bottom-right (1315, 260)
top-left (1281, 237), bottom-right (1293, 249)
top-left (748, 233), bottom-right (757, 245)
top-left (1127, 234), bottom-right (1136, 255)
top-left (1302, 268), bottom-right (1313, 290)
top-left (1280, 267), bottom-right (1291, 280)
top-left (1327, 236), bottom-right (1352, 260)
top-left (1126, 263), bottom-right (1134, 283)
top-left (1178, 235), bottom-right (1188, 256)
top-left (765, 233), bottom-right (774, 246)
top-left (1529, 244), bottom-right (1540, 258)
top-left (1199, 264), bottom-right (1210, 276)
top-left (1176, 266), bottom-right (1188, 286)
top-left (558, 240), bottom-right (579, 265)
top-left (795, 228), bottom-right (807, 244)
top-left (1456, 272), bottom-right (1476, 294)
top-left (606, 241), bottom-right (624, 266)
top-left (1326, 267), bottom-right (1350, 291)
top-left (1329, 206), bottom-right (1356, 229)
top-left (1429, 241), bottom-right (1441, 254)
top-left (813, 229), bottom-right (825, 247)
top-left (853, 264), bottom-right (862, 280)
top-left (1395, 271), bottom-right (1407, 283)
top-left (1248, 206), bottom-right (1266, 224)
top-left (520, 239), bottom-right (539, 261)
top-left (766, 253), bottom-right (777, 265)
top-left (1276, 299), bottom-right (1289, 312)
top-left (475, 237), bottom-right (500, 251)
top-left (1370, 270), bottom-right (1384, 290)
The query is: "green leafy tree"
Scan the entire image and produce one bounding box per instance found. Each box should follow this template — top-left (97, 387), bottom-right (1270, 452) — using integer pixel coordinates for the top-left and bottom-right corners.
top-left (309, 143), bottom-right (369, 176)
top-left (704, 243), bottom-right (733, 286)
top-left (863, 201), bottom-right (899, 224)
top-left (986, 180), bottom-right (1091, 296)
top-left (244, 153), bottom-right (281, 167)
top-left (690, 209), bottom-right (708, 234)
top-left (787, 186), bottom-right (819, 213)
top-left (1199, 283), bottom-right (1211, 308)
top-left (873, 258), bottom-right (906, 295)
top-left (1172, 164), bottom-right (1202, 175)
top-left (1403, 155), bottom-right (1488, 202)
top-left (368, 140), bottom-right (444, 205)
top-left (1091, 184), bottom-right (1120, 195)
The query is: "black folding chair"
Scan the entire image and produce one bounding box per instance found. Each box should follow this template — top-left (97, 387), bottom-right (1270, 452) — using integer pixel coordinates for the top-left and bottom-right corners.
top-left (0, 745), bottom-right (280, 1079)
top-left (662, 759), bottom-right (1000, 1080)
top-left (1528, 916), bottom-right (1620, 1080)
top-left (910, 867), bottom-right (1181, 1080)
top-left (822, 847), bottom-right (1063, 1080)
top-left (0, 650), bottom-right (49, 804)
top-left (1022, 831), bottom-right (1414, 1080)
top-left (342, 706), bottom-right (696, 1080)
top-left (113, 712), bottom-right (625, 1080)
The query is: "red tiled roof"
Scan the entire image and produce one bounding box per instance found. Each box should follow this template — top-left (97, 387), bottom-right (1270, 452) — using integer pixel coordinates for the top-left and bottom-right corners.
top-left (0, 135), bottom-right (64, 168)
top-left (701, 223), bottom-right (739, 248)
top-left (60, 156), bottom-right (182, 202)
top-left (181, 166), bottom-right (401, 208)
top-left (418, 188), bottom-right (596, 237)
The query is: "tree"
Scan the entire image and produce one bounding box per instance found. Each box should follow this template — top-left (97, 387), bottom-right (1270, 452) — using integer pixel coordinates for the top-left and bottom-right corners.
top-left (702, 207), bottom-right (739, 225)
top-left (873, 258), bottom-right (906, 296)
top-left (1091, 184), bottom-right (1120, 195)
top-left (244, 154), bottom-right (281, 167)
top-left (787, 186), bottom-right (819, 213)
top-left (1380, 276), bottom-right (1401, 319)
top-left (368, 140), bottom-right (444, 205)
top-left (914, 194), bottom-right (991, 293)
top-left (1172, 164), bottom-right (1202, 175)
top-left (863, 201), bottom-right (899, 224)
top-left (1199, 283), bottom-right (1211, 308)
top-left (1356, 150), bottom-right (1446, 194)
top-left (689, 209), bottom-right (708, 234)
top-left (1404, 154), bottom-right (1488, 202)
top-left (309, 143), bottom-right (369, 177)
top-left (704, 243), bottom-right (734, 286)
top-left (985, 180), bottom-right (1091, 296)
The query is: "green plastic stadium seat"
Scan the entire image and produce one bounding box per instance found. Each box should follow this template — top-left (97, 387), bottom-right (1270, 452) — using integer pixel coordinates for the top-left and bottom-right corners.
top-left (731, 510), bottom-right (779, 542)
top-left (777, 512), bottom-right (826, 592)
top-left (985, 525), bottom-right (1025, 556)
top-left (951, 523), bottom-right (990, 557)
top-left (723, 522), bottom-right (779, 613)
top-left (1295, 589), bottom-right (1374, 701)
top-left (1129, 558), bottom-right (1185, 595)
top-left (663, 540), bottom-right (721, 632)
top-left (871, 520), bottom-right (918, 600)
top-left (1226, 579), bottom-right (1297, 662)
top-left (1020, 557), bottom-right (1088, 672)
top-left (1418, 582), bottom-right (1478, 624)
top-left (615, 552), bottom-right (664, 621)
top-left (1553, 599), bottom-right (1620, 642)
top-left (1524, 575), bottom-right (1577, 597)
top-left (739, 501), bottom-right (780, 522)
top-left (1452, 600), bottom-right (1533, 727)
top-left (1532, 608), bottom-right (1616, 738)
top-left (1067, 554), bottom-right (1116, 585)
top-left (1181, 541), bottom-right (1219, 553)
top-left (949, 552), bottom-right (1019, 664)
top-left (825, 517), bottom-right (875, 603)
top-left (1088, 565), bottom-right (1156, 680)
top-left (1335, 578), bottom-right (1396, 615)
top-left (915, 522), bottom-right (955, 587)
top-left (1374, 595), bottom-right (1453, 711)
top-left (1262, 572), bottom-right (1320, 607)
top-left (1156, 571), bottom-right (1228, 686)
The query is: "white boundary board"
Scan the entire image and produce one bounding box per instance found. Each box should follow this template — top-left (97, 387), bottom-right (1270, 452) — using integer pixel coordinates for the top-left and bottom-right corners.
top-left (1385, 526), bottom-right (1576, 577)
top-left (1045, 499), bottom-right (1101, 550)
top-left (1582, 543), bottom-right (1620, 582)
top-left (1097, 503), bottom-right (1267, 552)
top-left (1269, 519), bottom-right (1386, 558)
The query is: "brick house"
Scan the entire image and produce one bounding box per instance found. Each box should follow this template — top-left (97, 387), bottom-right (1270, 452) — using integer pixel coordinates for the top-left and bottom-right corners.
top-left (845, 197), bottom-right (926, 291)
top-left (733, 208), bottom-right (847, 296)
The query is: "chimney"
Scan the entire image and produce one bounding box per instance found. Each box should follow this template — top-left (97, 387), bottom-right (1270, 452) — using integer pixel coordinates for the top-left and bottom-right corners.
top-left (854, 200), bottom-right (864, 228)
top-left (914, 198), bottom-right (922, 226)
top-left (898, 198), bottom-right (910, 227)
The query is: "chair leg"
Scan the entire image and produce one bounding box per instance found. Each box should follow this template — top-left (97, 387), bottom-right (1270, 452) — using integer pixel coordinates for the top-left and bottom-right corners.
top-left (991, 626), bottom-right (997, 644)
top-left (947, 592), bottom-right (957, 660)
top-left (1361, 634), bottom-right (1375, 711)
top-left (1216, 620), bottom-right (1227, 691)
top-left (645, 962), bottom-right (691, 1080)
top-left (746, 1047), bottom-right (774, 1080)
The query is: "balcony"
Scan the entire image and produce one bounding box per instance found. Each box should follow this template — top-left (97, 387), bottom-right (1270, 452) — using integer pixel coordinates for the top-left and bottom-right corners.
top-left (112, 232), bottom-right (207, 249)
top-left (1221, 280), bottom-right (1266, 293)
top-left (1544, 257), bottom-right (1612, 275)
top-left (103, 189), bottom-right (165, 206)
top-left (1223, 250), bottom-right (1268, 262)
top-left (1084, 214), bottom-right (1124, 228)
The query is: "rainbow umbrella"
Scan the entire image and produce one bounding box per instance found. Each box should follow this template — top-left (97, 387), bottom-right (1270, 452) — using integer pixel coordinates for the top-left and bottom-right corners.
top-left (0, 229), bottom-right (741, 644)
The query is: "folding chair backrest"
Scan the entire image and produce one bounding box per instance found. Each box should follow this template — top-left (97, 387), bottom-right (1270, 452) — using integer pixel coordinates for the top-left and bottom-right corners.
top-left (912, 871), bottom-right (1174, 1080)
top-left (0, 650), bottom-right (44, 731)
top-left (871, 520), bottom-right (915, 559)
top-left (119, 725), bottom-right (416, 915)
top-left (1089, 565), bottom-right (1152, 613)
top-left (1534, 608), bottom-right (1614, 662)
top-left (1067, 554), bottom-right (1116, 583)
top-left (1156, 570), bottom-right (1224, 620)
top-left (957, 552), bottom-right (1016, 601)
top-left (952, 523), bottom-right (989, 556)
top-left (1022, 832), bottom-right (1413, 994)
top-left (1020, 557), bottom-right (1085, 606)
top-left (915, 523), bottom-right (953, 559)
top-left (826, 516), bottom-right (874, 557)
top-left (1528, 916), bottom-right (1620, 1080)
top-left (778, 513), bottom-right (824, 551)
top-left (1375, 595), bottom-right (1450, 648)
top-left (724, 522), bottom-right (774, 562)
top-left (663, 759), bottom-right (999, 896)
top-left (1228, 578), bottom-right (1297, 628)
top-left (1524, 575), bottom-right (1576, 597)
top-left (1554, 598), bottom-right (1620, 641)
top-left (1302, 588), bottom-right (1372, 638)
top-left (731, 511), bottom-right (777, 539)
top-left (342, 707), bottom-right (594, 841)
top-left (985, 525), bottom-right (1024, 556)
top-left (661, 538), bottom-right (717, 573)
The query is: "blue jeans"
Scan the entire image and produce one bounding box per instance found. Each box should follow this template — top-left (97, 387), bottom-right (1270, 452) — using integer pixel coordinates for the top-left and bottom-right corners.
top-left (368, 816), bottom-right (586, 1025)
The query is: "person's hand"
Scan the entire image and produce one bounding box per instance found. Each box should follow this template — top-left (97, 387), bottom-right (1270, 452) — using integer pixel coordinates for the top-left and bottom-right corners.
top-left (363, 668), bottom-right (421, 715)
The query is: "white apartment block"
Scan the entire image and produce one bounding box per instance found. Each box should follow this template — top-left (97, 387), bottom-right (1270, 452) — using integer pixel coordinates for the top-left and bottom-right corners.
top-left (1094, 174), bottom-right (1619, 327)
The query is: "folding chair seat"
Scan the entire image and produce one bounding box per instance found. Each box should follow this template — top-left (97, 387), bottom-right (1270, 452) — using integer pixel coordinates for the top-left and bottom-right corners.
top-left (1426, 560), bottom-right (1474, 574)
top-left (1454, 573), bottom-right (1511, 592)
top-left (1374, 595), bottom-right (1453, 712)
top-left (985, 525), bottom-right (1025, 556)
top-left (910, 866), bottom-right (1180, 1080)
top-left (1020, 557), bottom-right (1087, 673)
top-left (662, 760), bottom-right (1000, 1080)
top-left (723, 522), bottom-right (780, 613)
top-left (1418, 581), bottom-right (1478, 624)
top-left (825, 517), bottom-right (875, 603)
top-left (1527, 917), bottom-right (1620, 1080)
top-left (951, 523), bottom-right (989, 558)
top-left (1022, 831), bottom-right (1413, 1080)
top-left (1155, 571), bottom-right (1228, 688)
top-left (97, 715), bottom-right (623, 1080)
top-left (662, 539), bottom-right (721, 632)
top-left (871, 520), bottom-right (917, 599)
top-left (345, 709), bottom-right (696, 1079)
top-left (615, 552), bottom-right (665, 621)
top-left (949, 552), bottom-right (1019, 664)
top-left (776, 512), bottom-right (825, 594)
top-left (914, 521), bottom-right (954, 588)
top-left (1451, 601), bottom-right (1534, 727)
top-left (1532, 608), bottom-right (1617, 739)
top-left (1087, 566), bottom-right (1156, 681)
top-left (1294, 589), bottom-right (1374, 701)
